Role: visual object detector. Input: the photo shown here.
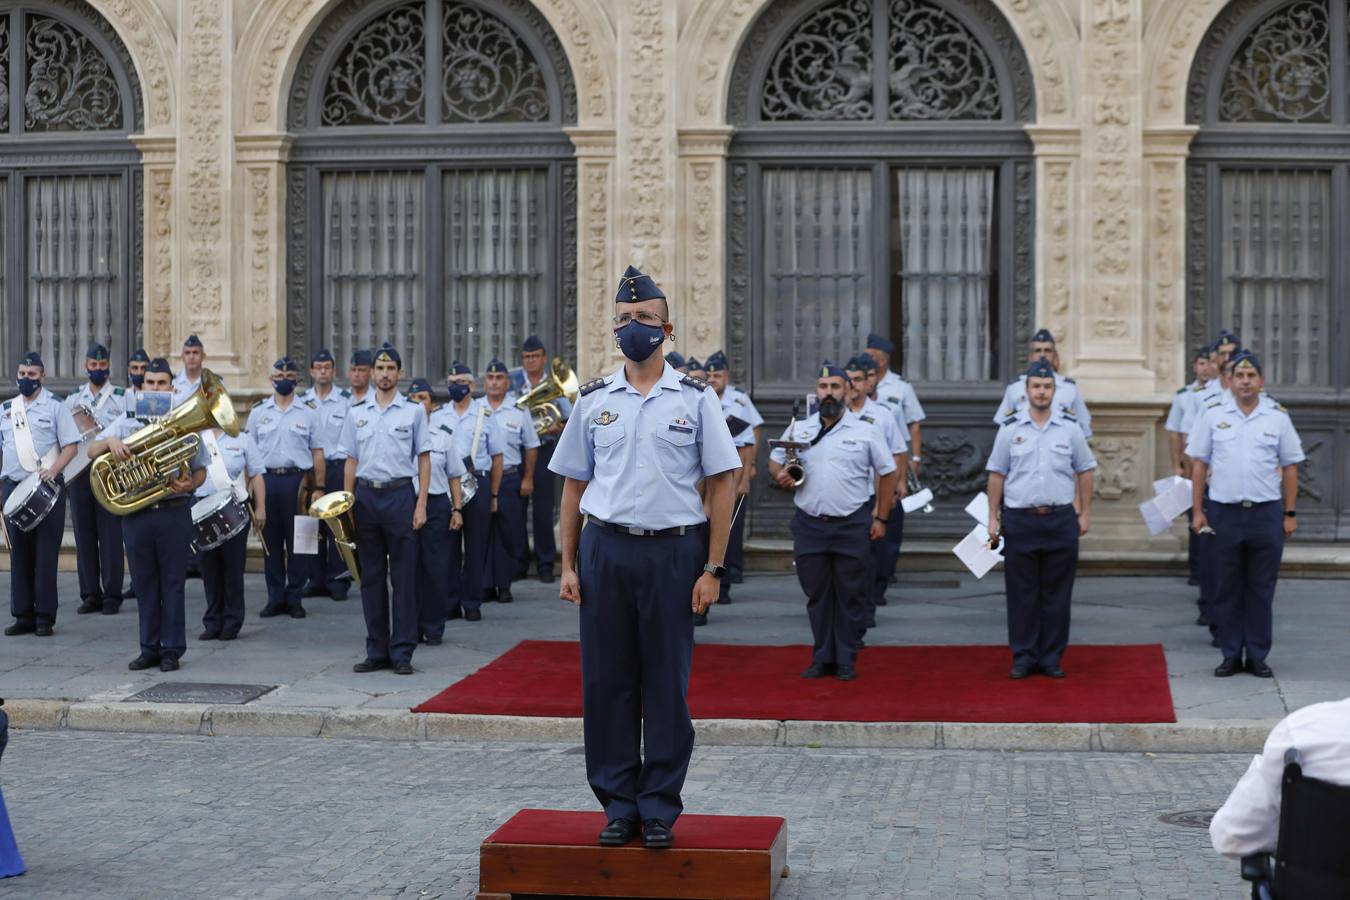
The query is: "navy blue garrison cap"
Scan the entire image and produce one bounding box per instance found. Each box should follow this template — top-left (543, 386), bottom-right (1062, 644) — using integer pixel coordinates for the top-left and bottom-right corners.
top-left (407, 377), bottom-right (433, 395)
top-left (350, 349), bottom-right (373, 367)
top-left (616, 265), bottom-right (666, 303)
top-left (1194, 344), bottom-right (1214, 361)
top-left (705, 351), bottom-right (728, 373)
top-left (1215, 330), bottom-right (1240, 348)
top-left (311, 348), bottom-right (334, 365)
top-left (147, 358), bottom-right (172, 375)
top-left (183, 334), bottom-right (203, 349)
top-left (273, 356), bottom-right (299, 372)
top-left (1230, 349), bottom-right (1262, 375)
top-left (448, 360), bottom-right (472, 376)
top-left (664, 351), bottom-right (686, 368)
top-left (129, 348), bottom-right (149, 363)
top-left (19, 350), bottom-right (43, 369)
top-left (521, 335), bottom-right (545, 353)
top-left (374, 345), bottom-right (401, 367)
top-left (86, 343), bottom-right (109, 361)
top-left (819, 361), bottom-right (846, 379)
top-left (685, 357), bottom-right (704, 372)
top-left (1031, 329), bottom-right (1056, 345)
top-left (854, 353), bottom-right (878, 373)
top-left (865, 333), bottom-right (893, 355)
top-left (485, 358), bottom-right (508, 375)
top-left (1026, 359), bottom-right (1056, 380)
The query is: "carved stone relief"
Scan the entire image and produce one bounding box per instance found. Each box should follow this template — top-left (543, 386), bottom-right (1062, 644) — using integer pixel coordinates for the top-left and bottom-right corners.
top-left (147, 166), bottom-right (174, 358)
top-left (247, 168), bottom-right (276, 380)
top-left (183, 0), bottom-right (227, 331)
top-left (619, 0), bottom-right (674, 300)
top-left (1091, 434), bottom-right (1143, 502)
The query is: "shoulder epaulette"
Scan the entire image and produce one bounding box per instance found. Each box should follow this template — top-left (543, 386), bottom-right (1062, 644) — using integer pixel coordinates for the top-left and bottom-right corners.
top-left (438, 424), bottom-right (454, 436)
top-left (1278, 404), bottom-right (1289, 413)
top-left (1206, 400), bottom-right (1222, 409)
top-left (1175, 386), bottom-right (1187, 395)
top-left (860, 414), bottom-right (875, 424)
top-left (681, 374), bottom-right (710, 391)
top-left (734, 396), bottom-right (747, 406)
top-left (2, 399), bottom-right (10, 411)
top-left (482, 408), bottom-right (492, 417)
top-left (126, 409), bottom-right (136, 418)
top-left (340, 389), bottom-right (351, 398)
top-left (1192, 384), bottom-right (1206, 392)
top-left (66, 390), bottom-right (79, 401)
top-left (304, 399), bottom-right (317, 409)
top-left (1063, 377), bottom-right (1076, 384)
top-left (113, 387), bottom-right (125, 396)
top-left (578, 377), bottom-right (608, 397)
top-left (1002, 415), bottom-right (1018, 425)
top-left (1059, 410), bottom-right (1077, 421)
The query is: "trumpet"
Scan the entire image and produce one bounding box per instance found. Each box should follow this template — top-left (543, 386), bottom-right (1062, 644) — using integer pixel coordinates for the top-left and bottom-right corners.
top-left (310, 491), bottom-right (361, 587)
top-left (515, 357), bottom-right (579, 436)
top-left (769, 401), bottom-right (809, 488)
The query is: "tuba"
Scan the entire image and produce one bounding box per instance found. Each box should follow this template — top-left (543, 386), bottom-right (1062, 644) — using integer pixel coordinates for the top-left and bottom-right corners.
top-left (515, 357), bottom-right (579, 436)
top-left (310, 491), bottom-right (362, 587)
top-left (91, 370), bottom-right (238, 516)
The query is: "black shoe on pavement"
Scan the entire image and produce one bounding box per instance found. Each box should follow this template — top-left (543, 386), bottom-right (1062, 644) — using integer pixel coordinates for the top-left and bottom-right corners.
top-left (598, 818), bottom-right (638, 846)
top-left (1196, 614), bottom-right (1210, 627)
top-left (289, 606), bottom-right (307, 619)
top-left (1040, 665), bottom-right (1066, 679)
top-left (424, 635), bottom-right (442, 646)
top-left (719, 594), bottom-right (732, 606)
top-left (1214, 658), bottom-right (1241, 677)
top-left (102, 602), bottom-right (121, 615)
top-left (77, 600), bottom-right (102, 614)
top-left (330, 590), bottom-right (349, 602)
top-left (1246, 659), bottom-right (1274, 678)
top-left (353, 658), bottom-right (390, 673)
top-left (199, 631), bottom-right (220, 641)
top-left (498, 588), bottom-right (513, 604)
top-left (219, 632), bottom-right (238, 641)
top-left (160, 656), bottom-right (179, 672)
top-left (465, 609), bottom-right (482, 622)
top-left (394, 661), bottom-right (414, 675)
top-left (259, 606), bottom-right (284, 618)
top-left (835, 664), bottom-right (857, 681)
top-left (876, 596), bottom-right (888, 606)
top-left (448, 607), bottom-right (463, 620)
top-left (128, 653), bottom-right (160, 670)
top-left (34, 623), bottom-right (53, 637)
top-left (692, 612), bottom-right (708, 626)
top-left (185, 568), bottom-right (201, 580)
top-left (539, 569), bottom-right (555, 584)
top-left (642, 819), bottom-right (673, 849)
top-left (5, 622), bottom-right (35, 636)
top-left (801, 662), bottom-right (828, 678)
top-left (1009, 664), bottom-right (1032, 680)
top-left (484, 588), bottom-right (498, 603)
top-left (301, 585), bottom-right (329, 598)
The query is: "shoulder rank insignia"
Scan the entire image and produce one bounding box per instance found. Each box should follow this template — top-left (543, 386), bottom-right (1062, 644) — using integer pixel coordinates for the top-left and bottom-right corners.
top-left (1206, 400), bottom-right (1222, 409)
top-left (884, 395), bottom-right (900, 404)
top-left (114, 387), bottom-right (125, 396)
top-left (1278, 403), bottom-right (1289, 413)
top-left (340, 389), bottom-right (351, 399)
top-left (1059, 406), bottom-right (1077, 420)
top-left (2, 399), bottom-right (10, 411)
top-left (578, 377), bottom-right (608, 397)
top-left (438, 424), bottom-right (454, 436)
top-left (593, 410), bottom-right (619, 426)
top-left (1192, 384), bottom-right (1206, 392)
top-left (1063, 377), bottom-right (1076, 384)
top-left (680, 374), bottom-right (710, 391)
top-left (1003, 415), bottom-right (1018, 425)
top-left (1176, 386), bottom-right (1187, 395)
top-left (860, 414), bottom-right (875, 424)
top-left (734, 396), bottom-right (747, 406)
top-left (304, 399), bottom-right (317, 409)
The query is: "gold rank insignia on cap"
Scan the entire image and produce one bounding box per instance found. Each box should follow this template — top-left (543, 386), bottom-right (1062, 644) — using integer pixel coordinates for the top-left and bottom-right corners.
top-left (1234, 358), bottom-right (1256, 369)
top-left (593, 411), bottom-right (619, 426)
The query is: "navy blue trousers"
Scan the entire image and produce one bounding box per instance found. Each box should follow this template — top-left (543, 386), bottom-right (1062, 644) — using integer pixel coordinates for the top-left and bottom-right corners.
top-left (307, 463), bottom-right (352, 595)
top-left (417, 492), bottom-right (452, 640)
top-left (353, 483), bottom-right (418, 665)
top-left (871, 503), bottom-right (905, 608)
top-left (262, 471), bottom-right (307, 611)
top-left (487, 470), bottom-right (525, 590)
top-left (448, 479), bottom-right (490, 612)
top-left (200, 528), bottom-right (248, 636)
top-left (1001, 506), bottom-right (1079, 669)
top-left (2, 477), bottom-right (66, 627)
top-left (1209, 501), bottom-right (1284, 663)
top-left (1196, 495), bottom-right (1219, 626)
top-left (124, 499), bottom-right (191, 660)
top-left (791, 505), bottom-right (871, 667)
top-left (69, 475), bottom-right (123, 607)
top-left (578, 523), bottom-right (703, 826)
top-left (523, 440), bottom-right (557, 575)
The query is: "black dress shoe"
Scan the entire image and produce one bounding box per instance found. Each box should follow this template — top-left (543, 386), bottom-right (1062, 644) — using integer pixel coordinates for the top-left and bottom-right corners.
top-left (448, 607), bottom-right (464, 620)
top-left (34, 624), bottom-right (53, 637)
top-left (1196, 614), bottom-right (1210, 627)
top-left (835, 664), bottom-right (856, 681)
top-left (718, 593), bottom-right (732, 605)
top-left (1040, 665), bottom-right (1066, 679)
top-left (539, 570), bottom-right (555, 584)
top-left (1010, 664), bottom-right (1032, 680)
top-left (465, 609), bottom-right (482, 622)
top-left (801, 662), bottom-right (828, 678)
top-left (330, 590), bottom-right (349, 602)
top-left (128, 653), bottom-right (160, 670)
top-left (160, 656), bottom-right (180, 672)
top-left (4, 622), bottom-right (35, 636)
top-left (353, 658), bottom-right (390, 673)
top-left (1214, 658), bottom-right (1241, 677)
top-left (301, 585), bottom-right (329, 599)
top-left (259, 606), bottom-right (284, 618)
top-left (693, 612), bottom-right (708, 626)
top-left (394, 661), bottom-right (414, 675)
top-left (864, 616), bottom-right (877, 629)
top-left (498, 588), bottom-right (513, 604)
top-left (483, 588), bottom-right (499, 603)
top-left (424, 635), bottom-right (442, 646)
top-left (77, 600), bottom-right (103, 615)
top-left (1246, 659), bottom-right (1274, 678)
top-left (102, 602), bottom-right (121, 615)
top-left (598, 818), bottom-right (638, 846)
top-left (219, 632), bottom-right (238, 641)
top-left (199, 631), bottom-right (220, 641)
top-left (289, 606), bottom-right (307, 619)
top-left (642, 819), bottom-right (673, 849)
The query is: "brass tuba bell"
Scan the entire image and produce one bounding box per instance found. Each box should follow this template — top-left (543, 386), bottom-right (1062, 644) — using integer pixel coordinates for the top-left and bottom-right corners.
top-left (91, 369), bottom-right (239, 516)
top-left (515, 357), bottom-right (579, 436)
top-left (310, 490), bottom-right (362, 587)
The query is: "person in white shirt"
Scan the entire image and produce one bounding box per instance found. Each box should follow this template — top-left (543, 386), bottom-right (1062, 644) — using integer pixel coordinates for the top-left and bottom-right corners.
top-left (1211, 697), bottom-right (1350, 857)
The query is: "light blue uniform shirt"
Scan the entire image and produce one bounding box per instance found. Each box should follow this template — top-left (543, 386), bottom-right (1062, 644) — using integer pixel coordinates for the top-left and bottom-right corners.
top-left (246, 396), bottom-right (321, 470)
top-left (484, 399), bottom-right (540, 468)
top-left (995, 373), bottom-right (1092, 437)
top-left (769, 411), bottom-right (896, 517)
top-left (549, 363), bottom-right (741, 530)
top-left (876, 370), bottom-right (926, 427)
top-left (719, 386), bottom-right (764, 449)
top-left (338, 392), bottom-right (431, 481)
top-left (1185, 399), bottom-right (1305, 504)
top-left (0, 389), bottom-right (82, 482)
top-left (417, 423), bottom-right (468, 496)
top-left (65, 383), bottom-right (129, 431)
top-left (1165, 380), bottom-right (1206, 434)
top-left (195, 432), bottom-right (264, 499)
top-left (986, 411), bottom-right (1097, 508)
top-left (431, 398), bottom-right (504, 474)
top-left (301, 385), bottom-right (352, 460)
top-left (171, 371), bottom-right (201, 408)
top-left (857, 398), bottom-right (908, 455)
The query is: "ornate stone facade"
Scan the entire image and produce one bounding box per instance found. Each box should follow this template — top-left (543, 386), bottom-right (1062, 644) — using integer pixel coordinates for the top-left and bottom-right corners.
top-left (72, 0), bottom-right (1339, 548)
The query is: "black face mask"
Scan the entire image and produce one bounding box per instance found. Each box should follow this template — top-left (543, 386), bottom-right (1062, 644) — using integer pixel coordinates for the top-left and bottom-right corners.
top-left (130, 373), bottom-right (145, 388)
top-left (818, 396), bottom-right (843, 420)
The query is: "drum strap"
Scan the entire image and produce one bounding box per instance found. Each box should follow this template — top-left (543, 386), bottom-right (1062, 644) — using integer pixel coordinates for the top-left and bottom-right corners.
top-left (469, 405), bottom-right (487, 467)
top-left (200, 431), bottom-right (234, 496)
top-left (11, 396), bottom-right (58, 473)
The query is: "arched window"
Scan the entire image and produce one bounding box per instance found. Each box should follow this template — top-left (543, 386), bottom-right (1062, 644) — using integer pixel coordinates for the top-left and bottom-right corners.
top-left (0, 1), bottom-right (142, 387)
top-left (287, 0), bottom-right (577, 376)
top-left (727, 0), bottom-right (1035, 396)
top-left (1187, 0), bottom-right (1348, 538)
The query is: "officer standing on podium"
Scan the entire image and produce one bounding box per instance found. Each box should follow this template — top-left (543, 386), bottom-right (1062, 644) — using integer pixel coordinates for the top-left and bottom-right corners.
top-left (550, 265), bottom-right (740, 850)
top-left (986, 359), bottom-right (1096, 680)
top-left (1187, 350), bottom-right (1304, 679)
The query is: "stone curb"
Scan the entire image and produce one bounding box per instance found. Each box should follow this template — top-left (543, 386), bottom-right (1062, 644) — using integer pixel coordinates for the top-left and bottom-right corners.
top-left (3, 699), bottom-right (1278, 753)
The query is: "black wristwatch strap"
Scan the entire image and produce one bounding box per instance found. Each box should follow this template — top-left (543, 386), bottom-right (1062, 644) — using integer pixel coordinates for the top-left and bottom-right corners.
top-left (1284, 510), bottom-right (1297, 518)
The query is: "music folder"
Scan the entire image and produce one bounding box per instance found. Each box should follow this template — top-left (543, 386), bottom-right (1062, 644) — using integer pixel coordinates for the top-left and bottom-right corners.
top-left (724, 414), bottom-right (751, 437)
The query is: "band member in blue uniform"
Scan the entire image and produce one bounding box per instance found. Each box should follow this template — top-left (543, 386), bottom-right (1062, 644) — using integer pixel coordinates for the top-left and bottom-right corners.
top-left (88, 359), bottom-right (208, 670)
top-left (1, 352), bottom-right (80, 636)
top-left (862, 334), bottom-right (924, 599)
top-left (302, 349), bottom-right (354, 600)
top-left (704, 351), bottom-right (762, 612)
top-left (1187, 350), bottom-right (1304, 679)
top-left (66, 343), bottom-right (129, 615)
top-left (685, 357), bottom-right (706, 382)
top-left (511, 335), bottom-right (568, 583)
top-left (172, 334), bottom-right (205, 407)
top-left (551, 265), bottom-right (740, 849)
top-left (770, 363), bottom-right (897, 681)
top-left (196, 429), bottom-right (265, 640)
top-left (986, 359), bottom-right (1096, 680)
top-left (433, 362), bottom-right (503, 622)
top-left (339, 345), bottom-right (430, 675)
top-left (992, 329), bottom-right (1092, 436)
top-left (408, 378), bottom-right (465, 644)
top-left (248, 357), bottom-right (324, 619)
top-left (664, 351), bottom-right (688, 374)
top-left (1165, 344), bottom-right (1217, 596)
top-left (127, 348), bottom-right (149, 394)
top-left (484, 358), bottom-right (539, 604)
top-left (347, 348), bottom-right (373, 406)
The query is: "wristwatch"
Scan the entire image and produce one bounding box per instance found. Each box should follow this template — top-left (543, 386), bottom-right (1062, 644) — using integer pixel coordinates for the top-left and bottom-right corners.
top-left (1285, 510), bottom-right (1297, 518)
top-left (703, 563), bottom-right (726, 580)
top-left (452, 507), bottom-right (463, 513)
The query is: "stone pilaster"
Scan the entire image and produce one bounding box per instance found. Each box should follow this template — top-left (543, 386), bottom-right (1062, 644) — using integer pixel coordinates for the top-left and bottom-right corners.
top-left (1143, 127), bottom-right (1198, 392)
top-left (567, 129), bottom-right (618, 379)
top-left (1026, 127), bottom-right (1082, 363)
top-left (677, 128), bottom-right (732, 360)
top-left (234, 135), bottom-right (294, 387)
top-left (131, 136), bottom-right (177, 361)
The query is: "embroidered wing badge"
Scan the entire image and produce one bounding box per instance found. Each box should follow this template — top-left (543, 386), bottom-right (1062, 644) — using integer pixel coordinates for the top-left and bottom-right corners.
top-left (594, 411), bottom-right (619, 426)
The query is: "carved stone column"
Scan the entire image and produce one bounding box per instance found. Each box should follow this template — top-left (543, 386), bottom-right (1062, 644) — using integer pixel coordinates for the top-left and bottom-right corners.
top-left (176, 0), bottom-right (239, 376)
top-left (1143, 127), bottom-right (1198, 393)
top-left (234, 135), bottom-right (294, 387)
top-left (568, 128), bottom-right (618, 379)
top-left (131, 136), bottom-right (177, 360)
top-left (1026, 127), bottom-right (1082, 361)
top-left (677, 128), bottom-right (732, 361)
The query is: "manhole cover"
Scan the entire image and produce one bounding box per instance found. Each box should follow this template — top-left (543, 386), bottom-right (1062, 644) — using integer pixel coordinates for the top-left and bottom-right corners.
top-left (126, 682), bottom-right (276, 705)
top-left (1159, 809), bottom-right (1216, 829)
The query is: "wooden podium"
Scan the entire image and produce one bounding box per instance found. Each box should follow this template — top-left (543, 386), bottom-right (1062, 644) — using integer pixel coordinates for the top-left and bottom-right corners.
top-left (477, 809), bottom-right (788, 899)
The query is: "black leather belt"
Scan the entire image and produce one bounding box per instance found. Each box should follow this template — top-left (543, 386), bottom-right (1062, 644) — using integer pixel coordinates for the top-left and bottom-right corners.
top-left (265, 467), bottom-right (307, 476)
top-left (1006, 504), bottom-right (1074, 516)
top-left (585, 516), bottom-right (706, 537)
top-left (1216, 500), bottom-right (1277, 509)
top-left (358, 477), bottom-right (411, 490)
top-left (502, 465), bottom-right (520, 476)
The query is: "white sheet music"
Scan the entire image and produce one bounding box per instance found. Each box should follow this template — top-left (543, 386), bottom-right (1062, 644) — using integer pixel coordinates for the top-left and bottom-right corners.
top-left (953, 523), bottom-right (1003, 579)
top-left (1139, 477), bottom-right (1193, 536)
top-left (963, 491), bottom-right (991, 528)
top-left (901, 487), bottom-right (933, 514)
top-left (293, 515), bottom-right (320, 555)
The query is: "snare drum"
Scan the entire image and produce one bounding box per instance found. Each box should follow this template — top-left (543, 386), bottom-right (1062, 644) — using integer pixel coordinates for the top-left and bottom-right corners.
top-left (2, 471), bottom-right (62, 532)
top-left (60, 406), bottom-right (102, 482)
top-left (190, 490), bottom-right (250, 552)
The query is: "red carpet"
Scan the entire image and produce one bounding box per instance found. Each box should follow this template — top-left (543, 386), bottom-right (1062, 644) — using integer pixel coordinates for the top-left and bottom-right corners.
top-left (486, 809), bottom-right (784, 849)
top-left (413, 641), bottom-right (1176, 723)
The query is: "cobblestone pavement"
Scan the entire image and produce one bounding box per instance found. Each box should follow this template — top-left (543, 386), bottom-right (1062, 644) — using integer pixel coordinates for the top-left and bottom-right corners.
top-left (1, 570), bottom-right (1346, 722)
top-left (0, 730), bottom-right (1251, 899)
